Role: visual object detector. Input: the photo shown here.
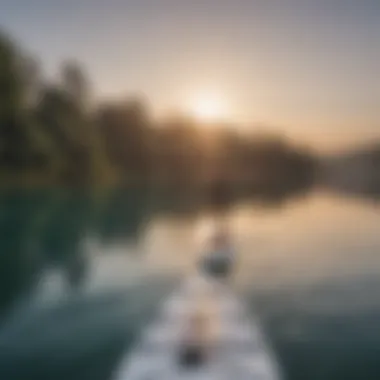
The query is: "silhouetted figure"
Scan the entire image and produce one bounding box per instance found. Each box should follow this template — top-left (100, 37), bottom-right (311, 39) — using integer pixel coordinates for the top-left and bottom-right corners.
top-left (178, 313), bottom-right (210, 369)
top-left (201, 227), bottom-right (234, 279)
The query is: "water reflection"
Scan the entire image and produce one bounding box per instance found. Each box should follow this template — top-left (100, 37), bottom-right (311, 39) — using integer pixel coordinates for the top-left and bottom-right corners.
top-left (0, 185), bottom-right (380, 380)
top-left (95, 188), bottom-right (150, 246)
top-left (0, 183), bottom-right (314, 324)
top-left (0, 188), bottom-right (151, 320)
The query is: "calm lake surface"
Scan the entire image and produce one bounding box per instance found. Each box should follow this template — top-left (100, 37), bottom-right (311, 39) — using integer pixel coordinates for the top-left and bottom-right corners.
top-left (0, 188), bottom-right (380, 380)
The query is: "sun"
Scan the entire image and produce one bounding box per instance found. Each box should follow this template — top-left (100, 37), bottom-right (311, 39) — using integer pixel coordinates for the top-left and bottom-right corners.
top-left (187, 93), bottom-right (227, 122)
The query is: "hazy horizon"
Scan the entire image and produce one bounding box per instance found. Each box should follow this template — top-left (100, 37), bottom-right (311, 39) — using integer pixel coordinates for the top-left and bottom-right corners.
top-left (1, 0), bottom-right (379, 151)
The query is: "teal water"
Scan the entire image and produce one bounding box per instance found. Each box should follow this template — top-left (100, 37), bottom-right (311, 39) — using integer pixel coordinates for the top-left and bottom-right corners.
top-left (0, 188), bottom-right (380, 379)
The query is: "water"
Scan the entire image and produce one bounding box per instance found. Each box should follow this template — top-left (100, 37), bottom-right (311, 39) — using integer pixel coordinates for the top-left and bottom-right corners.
top-left (0, 187), bottom-right (380, 379)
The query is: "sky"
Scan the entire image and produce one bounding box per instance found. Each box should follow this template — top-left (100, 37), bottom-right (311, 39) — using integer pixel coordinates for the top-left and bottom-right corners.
top-left (1, 0), bottom-right (379, 150)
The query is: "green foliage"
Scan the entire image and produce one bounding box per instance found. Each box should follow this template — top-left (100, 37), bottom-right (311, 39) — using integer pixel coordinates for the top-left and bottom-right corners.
top-left (0, 33), bottom-right (23, 120)
top-left (0, 30), bottom-right (316, 192)
top-left (96, 98), bottom-right (152, 181)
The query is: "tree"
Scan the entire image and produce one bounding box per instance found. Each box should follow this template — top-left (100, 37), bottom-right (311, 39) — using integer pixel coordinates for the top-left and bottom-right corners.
top-left (97, 97), bottom-right (152, 180)
top-left (19, 55), bottom-right (42, 108)
top-left (0, 32), bottom-right (37, 170)
top-left (35, 85), bottom-right (93, 183)
top-left (61, 61), bottom-right (90, 112)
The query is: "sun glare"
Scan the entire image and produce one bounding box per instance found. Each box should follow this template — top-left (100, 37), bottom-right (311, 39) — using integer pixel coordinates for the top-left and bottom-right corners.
top-left (187, 93), bottom-right (227, 122)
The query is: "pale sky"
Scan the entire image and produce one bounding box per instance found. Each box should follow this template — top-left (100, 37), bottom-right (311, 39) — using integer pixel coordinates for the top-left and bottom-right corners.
top-left (1, 0), bottom-right (379, 150)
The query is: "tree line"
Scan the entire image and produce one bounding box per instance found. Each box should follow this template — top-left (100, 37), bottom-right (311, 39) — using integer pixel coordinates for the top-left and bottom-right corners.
top-left (0, 31), bottom-right (316, 192)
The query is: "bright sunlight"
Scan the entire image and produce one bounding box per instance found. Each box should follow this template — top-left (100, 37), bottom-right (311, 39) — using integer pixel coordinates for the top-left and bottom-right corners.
top-left (187, 93), bottom-right (228, 122)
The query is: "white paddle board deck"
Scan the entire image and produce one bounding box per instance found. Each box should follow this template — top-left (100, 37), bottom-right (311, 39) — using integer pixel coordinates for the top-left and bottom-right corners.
top-left (113, 275), bottom-right (281, 380)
